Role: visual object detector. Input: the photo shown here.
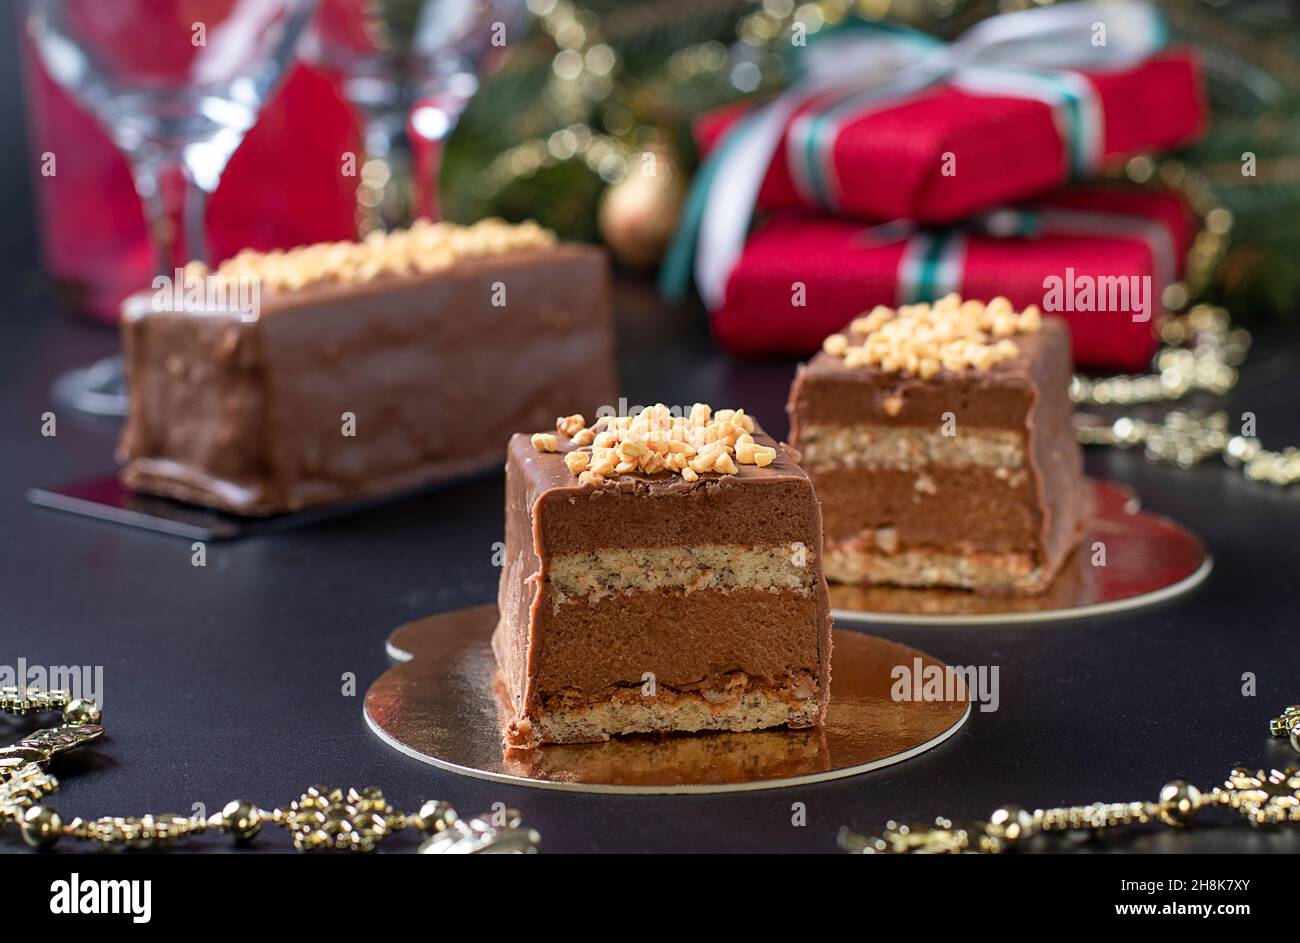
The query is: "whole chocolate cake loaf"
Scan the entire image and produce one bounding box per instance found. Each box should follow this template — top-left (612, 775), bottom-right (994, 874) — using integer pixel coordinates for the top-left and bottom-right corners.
top-left (493, 405), bottom-right (833, 747)
top-left (117, 220), bottom-right (617, 516)
top-left (787, 296), bottom-right (1087, 595)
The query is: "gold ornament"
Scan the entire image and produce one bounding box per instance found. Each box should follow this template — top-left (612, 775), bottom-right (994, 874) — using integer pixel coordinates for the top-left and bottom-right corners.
top-left (841, 706), bottom-right (1300, 853)
top-left (598, 146), bottom-right (685, 270)
top-left (0, 687), bottom-right (539, 854)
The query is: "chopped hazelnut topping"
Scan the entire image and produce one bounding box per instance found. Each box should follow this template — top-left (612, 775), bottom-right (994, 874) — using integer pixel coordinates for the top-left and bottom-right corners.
top-left (196, 218), bottom-right (555, 294)
top-left (538, 402), bottom-right (767, 485)
top-left (823, 294), bottom-right (1041, 377)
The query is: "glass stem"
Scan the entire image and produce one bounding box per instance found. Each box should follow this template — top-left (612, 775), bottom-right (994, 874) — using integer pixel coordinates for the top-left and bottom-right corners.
top-left (184, 174), bottom-right (211, 268)
top-left (130, 152), bottom-right (211, 275)
top-left (358, 107), bottom-right (413, 234)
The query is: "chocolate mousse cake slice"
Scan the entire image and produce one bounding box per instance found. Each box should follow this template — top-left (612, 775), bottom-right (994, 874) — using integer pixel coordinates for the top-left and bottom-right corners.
top-left (494, 405), bottom-right (832, 747)
top-left (118, 219), bottom-right (617, 516)
top-left (788, 295), bottom-right (1087, 595)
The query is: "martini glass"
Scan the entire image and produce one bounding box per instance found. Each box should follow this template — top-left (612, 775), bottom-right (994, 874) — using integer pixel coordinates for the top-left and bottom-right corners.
top-left (306, 0), bottom-right (529, 231)
top-left (27, 0), bottom-right (318, 417)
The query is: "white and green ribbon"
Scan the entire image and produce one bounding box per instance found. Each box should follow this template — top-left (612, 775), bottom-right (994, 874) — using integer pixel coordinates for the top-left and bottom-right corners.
top-left (896, 232), bottom-right (969, 306)
top-left (661, 0), bottom-right (1168, 309)
top-left (886, 207), bottom-right (1177, 314)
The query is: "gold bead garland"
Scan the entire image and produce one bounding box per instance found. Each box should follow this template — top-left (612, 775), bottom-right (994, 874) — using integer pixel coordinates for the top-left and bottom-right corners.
top-left (840, 706), bottom-right (1300, 854)
top-left (1070, 158), bottom-right (1300, 486)
top-left (0, 686), bottom-right (539, 854)
top-left (9, 685), bottom-right (1300, 853)
top-left (1071, 305), bottom-right (1300, 486)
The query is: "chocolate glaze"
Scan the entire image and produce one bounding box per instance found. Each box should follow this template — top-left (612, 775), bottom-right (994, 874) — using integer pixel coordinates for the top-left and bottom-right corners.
top-left (789, 324), bottom-right (1065, 428)
top-left (787, 318), bottom-right (1087, 591)
top-left (118, 244), bottom-right (618, 516)
top-left (493, 422), bottom-right (834, 741)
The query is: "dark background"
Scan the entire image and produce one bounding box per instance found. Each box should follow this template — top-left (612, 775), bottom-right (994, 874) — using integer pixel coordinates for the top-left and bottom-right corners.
top-left (3, 10), bottom-right (1299, 855)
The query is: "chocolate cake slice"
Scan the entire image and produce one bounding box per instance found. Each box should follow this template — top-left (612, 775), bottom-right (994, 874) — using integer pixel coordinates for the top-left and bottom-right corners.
top-left (493, 405), bottom-right (832, 747)
top-left (118, 219), bottom-right (617, 516)
top-left (787, 295), bottom-right (1087, 595)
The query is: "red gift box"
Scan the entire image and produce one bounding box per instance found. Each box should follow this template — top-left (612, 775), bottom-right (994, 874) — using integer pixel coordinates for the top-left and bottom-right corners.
top-left (713, 186), bottom-right (1196, 371)
top-left (697, 50), bottom-right (1205, 225)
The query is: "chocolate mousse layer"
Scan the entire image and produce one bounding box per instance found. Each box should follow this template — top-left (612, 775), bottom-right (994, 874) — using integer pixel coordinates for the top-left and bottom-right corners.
top-left (788, 298), bottom-right (1087, 595)
top-left (494, 406), bottom-right (832, 747)
top-left (118, 220), bottom-right (618, 516)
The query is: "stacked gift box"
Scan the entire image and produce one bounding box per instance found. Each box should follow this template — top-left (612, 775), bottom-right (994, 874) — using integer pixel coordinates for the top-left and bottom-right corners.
top-left (665, 1), bottom-right (1208, 371)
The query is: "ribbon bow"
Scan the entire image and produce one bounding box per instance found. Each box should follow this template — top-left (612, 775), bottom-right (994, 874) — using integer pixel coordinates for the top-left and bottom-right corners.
top-left (662, 1), bottom-right (1169, 309)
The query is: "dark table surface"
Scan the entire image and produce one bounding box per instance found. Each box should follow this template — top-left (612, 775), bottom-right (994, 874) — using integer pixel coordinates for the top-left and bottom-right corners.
top-left (4, 17), bottom-right (1300, 856)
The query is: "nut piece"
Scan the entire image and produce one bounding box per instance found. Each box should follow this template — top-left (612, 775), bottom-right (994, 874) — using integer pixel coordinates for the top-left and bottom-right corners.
top-left (822, 333), bottom-right (849, 356)
top-left (531, 433), bottom-right (559, 452)
top-left (564, 451), bottom-right (590, 475)
top-left (713, 452), bottom-right (739, 475)
top-left (1017, 304), bottom-right (1042, 333)
top-left (556, 414), bottom-right (586, 437)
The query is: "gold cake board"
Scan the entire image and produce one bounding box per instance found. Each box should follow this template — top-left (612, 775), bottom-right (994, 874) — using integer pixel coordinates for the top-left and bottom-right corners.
top-left (829, 479), bottom-right (1211, 626)
top-left (364, 605), bottom-right (970, 795)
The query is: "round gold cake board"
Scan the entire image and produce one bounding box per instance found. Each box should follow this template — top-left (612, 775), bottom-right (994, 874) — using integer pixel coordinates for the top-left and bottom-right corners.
top-left (364, 606), bottom-right (970, 795)
top-left (829, 479), bottom-right (1211, 627)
